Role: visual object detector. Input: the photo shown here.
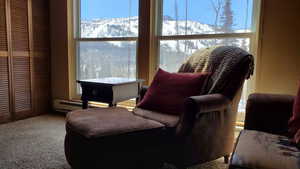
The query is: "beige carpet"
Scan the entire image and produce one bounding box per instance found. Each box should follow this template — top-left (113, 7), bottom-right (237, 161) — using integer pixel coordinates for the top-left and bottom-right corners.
top-left (0, 114), bottom-right (227, 169)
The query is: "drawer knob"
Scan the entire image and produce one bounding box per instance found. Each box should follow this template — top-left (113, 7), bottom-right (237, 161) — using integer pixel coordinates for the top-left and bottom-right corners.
top-left (92, 89), bottom-right (99, 96)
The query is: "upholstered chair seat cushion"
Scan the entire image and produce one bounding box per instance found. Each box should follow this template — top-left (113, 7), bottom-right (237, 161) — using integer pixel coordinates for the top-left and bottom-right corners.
top-left (231, 130), bottom-right (300, 169)
top-left (66, 107), bottom-right (164, 139)
top-left (133, 108), bottom-right (180, 128)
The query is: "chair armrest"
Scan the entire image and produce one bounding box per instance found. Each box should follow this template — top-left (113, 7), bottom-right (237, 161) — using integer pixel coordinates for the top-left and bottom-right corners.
top-left (245, 93), bottom-right (294, 135)
top-left (187, 94), bottom-right (230, 114)
top-left (138, 86), bottom-right (149, 103)
top-left (176, 94), bottom-right (230, 136)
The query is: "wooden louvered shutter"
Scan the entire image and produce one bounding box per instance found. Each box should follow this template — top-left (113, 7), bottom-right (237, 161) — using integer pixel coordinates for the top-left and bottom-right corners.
top-left (0, 0), bottom-right (51, 124)
top-left (10, 0), bottom-right (33, 119)
top-left (31, 0), bottom-right (51, 114)
top-left (0, 0), bottom-right (11, 123)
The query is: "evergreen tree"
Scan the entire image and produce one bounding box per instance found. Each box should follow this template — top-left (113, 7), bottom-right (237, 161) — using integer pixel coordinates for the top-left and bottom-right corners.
top-left (174, 0), bottom-right (180, 53)
top-left (210, 0), bottom-right (223, 45)
top-left (211, 0), bottom-right (223, 32)
top-left (220, 0), bottom-right (236, 45)
top-left (220, 0), bottom-right (233, 32)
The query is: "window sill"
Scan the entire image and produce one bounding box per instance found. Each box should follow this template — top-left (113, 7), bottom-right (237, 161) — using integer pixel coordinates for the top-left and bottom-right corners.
top-left (70, 99), bottom-right (136, 111)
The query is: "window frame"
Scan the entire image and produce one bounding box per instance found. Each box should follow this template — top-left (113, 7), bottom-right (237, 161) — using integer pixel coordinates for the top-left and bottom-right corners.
top-left (154, 0), bottom-right (261, 118)
top-left (73, 0), bottom-right (140, 98)
top-left (72, 0), bottom-right (262, 112)
top-left (155, 0), bottom-right (258, 64)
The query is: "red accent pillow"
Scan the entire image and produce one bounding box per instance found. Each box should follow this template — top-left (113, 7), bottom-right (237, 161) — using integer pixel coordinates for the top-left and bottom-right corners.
top-left (137, 68), bottom-right (209, 115)
top-left (288, 81), bottom-right (300, 138)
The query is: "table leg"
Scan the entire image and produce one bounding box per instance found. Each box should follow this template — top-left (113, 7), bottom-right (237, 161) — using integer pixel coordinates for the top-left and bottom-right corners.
top-left (82, 100), bottom-right (88, 109)
top-left (109, 102), bottom-right (117, 107)
top-left (136, 82), bottom-right (142, 104)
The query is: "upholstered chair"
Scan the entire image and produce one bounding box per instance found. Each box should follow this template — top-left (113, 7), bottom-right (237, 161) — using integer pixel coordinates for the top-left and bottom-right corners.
top-left (134, 46), bottom-right (254, 168)
top-left (229, 93), bottom-right (297, 169)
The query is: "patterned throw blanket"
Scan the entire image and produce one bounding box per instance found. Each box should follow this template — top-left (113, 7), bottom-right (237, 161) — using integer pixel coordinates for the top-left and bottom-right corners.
top-left (178, 46), bottom-right (254, 100)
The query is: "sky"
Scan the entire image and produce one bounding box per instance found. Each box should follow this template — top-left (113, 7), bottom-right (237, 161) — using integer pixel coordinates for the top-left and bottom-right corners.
top-left (81, 0), bottom-right (253, 30)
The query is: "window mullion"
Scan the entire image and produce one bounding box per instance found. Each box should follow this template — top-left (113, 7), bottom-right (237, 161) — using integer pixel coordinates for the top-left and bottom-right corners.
top-left (74, 0), bottom-right (81, 38)
top-left (137, 0), bottom-right (152, 84)
top-left (75, 37), bottom-right (138, 42)
top-left (159, 33), bottom-right (253, 41)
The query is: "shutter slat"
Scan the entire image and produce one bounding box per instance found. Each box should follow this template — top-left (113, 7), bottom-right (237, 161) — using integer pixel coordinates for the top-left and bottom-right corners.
top-left (11, 0), bottom-right (29, 52)
top-left (32, 0), bottom-right (49, 51)
top-left (13, 56), bottom-right (32, 113)
top-left (33, 54), bottom-right (50, 112)
top-left (0, 57), bottom-right (11, 122)
top-left (31, 0), bottom-right (51, 113)
top-left (0, 0), bottom-right (7, 51)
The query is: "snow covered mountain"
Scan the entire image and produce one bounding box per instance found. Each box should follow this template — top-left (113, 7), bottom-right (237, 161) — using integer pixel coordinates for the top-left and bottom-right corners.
top-left (81, 16), bottom-right (216, 38)
top-left (81, 16), bottom-right (139, 38)
top-left (78, 16), bottom-right (249, 77)
top-left (81, 16), bottom-right (248, 53)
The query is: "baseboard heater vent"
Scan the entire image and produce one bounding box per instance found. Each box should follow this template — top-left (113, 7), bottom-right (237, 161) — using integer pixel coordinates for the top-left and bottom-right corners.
top-left (53, 99), bottom-right (134, 113)
top-left (53, 100), bottom-right (83, 113)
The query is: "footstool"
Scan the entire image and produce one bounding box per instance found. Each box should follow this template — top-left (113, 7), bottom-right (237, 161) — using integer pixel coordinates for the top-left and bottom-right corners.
top-left (229, 130), bottom-right (300, 169)
top-left (64, 107), bottom-right (166, 169)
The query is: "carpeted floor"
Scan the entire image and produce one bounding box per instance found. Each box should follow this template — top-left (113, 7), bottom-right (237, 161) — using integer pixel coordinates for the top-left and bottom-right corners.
top-left (0, 114), bottom-right (227, 169)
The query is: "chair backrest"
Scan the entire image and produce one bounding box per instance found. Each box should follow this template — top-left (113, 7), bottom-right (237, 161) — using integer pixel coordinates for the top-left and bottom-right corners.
top-left (178, 46), bottom-right (254, 101)
top-left (176, 47), bottom-right (254, 166)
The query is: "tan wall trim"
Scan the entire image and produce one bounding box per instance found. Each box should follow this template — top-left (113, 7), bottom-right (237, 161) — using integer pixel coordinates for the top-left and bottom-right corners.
top-left (246, 0), bottom-right (264, 95)
top-left (68, 0), bottom-right (76, 100)
top-left (253, 0), bottom-right (264, 93)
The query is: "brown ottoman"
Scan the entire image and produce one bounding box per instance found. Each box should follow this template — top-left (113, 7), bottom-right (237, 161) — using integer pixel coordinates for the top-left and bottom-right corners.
top-left (65, 107), bottom-right (166, 169)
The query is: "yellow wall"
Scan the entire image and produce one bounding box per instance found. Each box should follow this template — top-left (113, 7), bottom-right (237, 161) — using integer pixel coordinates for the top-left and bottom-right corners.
top-left (256, 0), bottom-right (300, 95)
top-left (49, 0), bottom-right (300, 101)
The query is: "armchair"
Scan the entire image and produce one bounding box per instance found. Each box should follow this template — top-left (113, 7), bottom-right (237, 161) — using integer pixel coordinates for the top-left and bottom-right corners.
top-left (136, 85), bottom-right (242, 168)
top-left (229, 93), bottom-right (298, 169)
top-left (134, 46), bottom-right (254, 168)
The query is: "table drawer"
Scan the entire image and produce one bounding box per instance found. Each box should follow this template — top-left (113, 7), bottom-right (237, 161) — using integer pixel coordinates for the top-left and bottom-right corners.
top-left (81, 85), bottom-right (113, 103)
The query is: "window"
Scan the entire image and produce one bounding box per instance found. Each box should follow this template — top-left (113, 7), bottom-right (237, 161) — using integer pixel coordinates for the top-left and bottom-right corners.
top-left (75, 0), bottom-right (139, 83)
top-left (157, 0), bottom-right (254, 72)
top-left (156, 0), bottom-right (257, 124)
top-left (74, 0), bottom-right (260, 123)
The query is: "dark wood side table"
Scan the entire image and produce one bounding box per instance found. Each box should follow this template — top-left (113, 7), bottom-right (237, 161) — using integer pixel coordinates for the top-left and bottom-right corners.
top-left (77, 78), bottom-right (144, 109)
